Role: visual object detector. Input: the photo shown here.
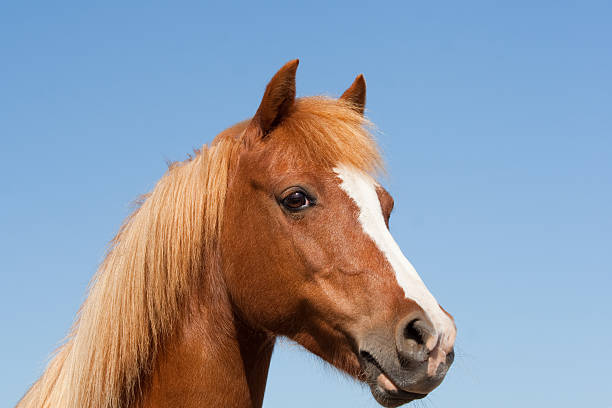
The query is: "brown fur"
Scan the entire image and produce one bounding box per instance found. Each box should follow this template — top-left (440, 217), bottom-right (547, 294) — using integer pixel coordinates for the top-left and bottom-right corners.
top-left (17, 61), bottom-right (453, 408)
top-left (340, 74), bottom-right (367, 115)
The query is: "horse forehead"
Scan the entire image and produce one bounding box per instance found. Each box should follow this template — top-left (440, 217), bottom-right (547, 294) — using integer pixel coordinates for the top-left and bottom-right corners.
top-left (333, 165), bottom-right (382, 209)
top-left (249, 145), bottom-right (324, 174)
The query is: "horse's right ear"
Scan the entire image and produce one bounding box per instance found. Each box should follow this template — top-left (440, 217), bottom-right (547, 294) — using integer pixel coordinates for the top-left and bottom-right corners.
top-left (340, 74), bottom-right (366, 115)
top-left (243, 59), bottom-right (299, 148)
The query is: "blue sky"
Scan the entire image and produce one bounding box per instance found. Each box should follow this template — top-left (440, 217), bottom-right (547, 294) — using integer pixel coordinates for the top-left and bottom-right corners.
top-left (1, 1), bottom-right (611, 407)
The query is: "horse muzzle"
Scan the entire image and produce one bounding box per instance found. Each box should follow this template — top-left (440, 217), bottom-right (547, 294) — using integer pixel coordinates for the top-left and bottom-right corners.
top-left (357, 310), bottom-right (455, 407)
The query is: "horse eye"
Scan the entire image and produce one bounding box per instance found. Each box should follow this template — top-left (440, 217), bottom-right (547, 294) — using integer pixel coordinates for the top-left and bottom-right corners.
top-left (282, 191), bottom-right (310, 210)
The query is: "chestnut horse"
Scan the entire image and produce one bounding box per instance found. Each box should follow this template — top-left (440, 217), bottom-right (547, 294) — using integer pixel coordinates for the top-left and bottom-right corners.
top-left (17, 60), bottom-right (456, 408)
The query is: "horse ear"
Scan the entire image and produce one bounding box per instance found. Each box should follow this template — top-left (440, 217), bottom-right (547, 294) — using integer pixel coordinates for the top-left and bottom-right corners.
top-left (244, 59), bottom-right (299, 147)
top-left (340, 74), bottom-right (366, 115)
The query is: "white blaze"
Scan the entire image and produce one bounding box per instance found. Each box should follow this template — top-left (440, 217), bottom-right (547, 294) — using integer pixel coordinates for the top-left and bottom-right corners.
top-left (334, 165), bottom-right (456, 367)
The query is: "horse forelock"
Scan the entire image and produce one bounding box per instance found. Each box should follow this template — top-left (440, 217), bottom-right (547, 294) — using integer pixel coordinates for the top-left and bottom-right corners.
top-left (256, 96), bottom-right (383, 175)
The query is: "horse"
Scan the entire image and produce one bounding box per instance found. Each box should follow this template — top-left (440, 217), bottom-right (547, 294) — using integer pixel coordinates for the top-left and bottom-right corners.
top-left (17, 60), bottom-right (456, 408)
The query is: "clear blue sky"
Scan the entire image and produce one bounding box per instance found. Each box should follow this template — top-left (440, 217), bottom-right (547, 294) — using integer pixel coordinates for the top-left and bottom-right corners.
top-left (1, 2), bottom-right (610, 407)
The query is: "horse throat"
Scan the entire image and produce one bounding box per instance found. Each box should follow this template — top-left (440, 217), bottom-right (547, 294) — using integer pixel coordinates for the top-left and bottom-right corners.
top-left (140, 299), bottom-right (275, 408)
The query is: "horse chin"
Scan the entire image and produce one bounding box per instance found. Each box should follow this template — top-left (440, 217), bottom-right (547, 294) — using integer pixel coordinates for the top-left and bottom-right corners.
top-left (360, 360), bottom-right (427, 407)
top-left (315, 336), bottom-right (431, 407)
top-left (357, 350), bottom-right (435, 407)
top-left (326, 347), bottom-right (425, 407)
top-left (369, 385), bottom-right (427, 408)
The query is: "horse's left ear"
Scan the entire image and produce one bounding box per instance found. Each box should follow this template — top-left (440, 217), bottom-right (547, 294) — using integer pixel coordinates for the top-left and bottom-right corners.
top-left (340, 74), bottom-right (366, 115)
top-left (244, 59), bottom-right (299, 147)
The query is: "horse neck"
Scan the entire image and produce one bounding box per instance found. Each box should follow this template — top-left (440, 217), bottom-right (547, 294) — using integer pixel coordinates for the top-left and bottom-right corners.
top-left (139, 292), bottom-right (276, 408)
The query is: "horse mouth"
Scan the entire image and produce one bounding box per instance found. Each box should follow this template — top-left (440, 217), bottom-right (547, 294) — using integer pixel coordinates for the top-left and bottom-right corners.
top-left (359, 351), bottom-right (427, 407)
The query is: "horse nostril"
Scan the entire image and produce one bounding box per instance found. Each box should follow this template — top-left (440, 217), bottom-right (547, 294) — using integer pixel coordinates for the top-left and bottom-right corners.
top-left (395, 313), bottom-right (435, 364)
top-left (403, 319), bottom-right (426, 345)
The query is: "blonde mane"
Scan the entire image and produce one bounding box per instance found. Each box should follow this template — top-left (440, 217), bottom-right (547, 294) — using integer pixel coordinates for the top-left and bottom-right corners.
top-left (17, 96), bottom-right (382, 408)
